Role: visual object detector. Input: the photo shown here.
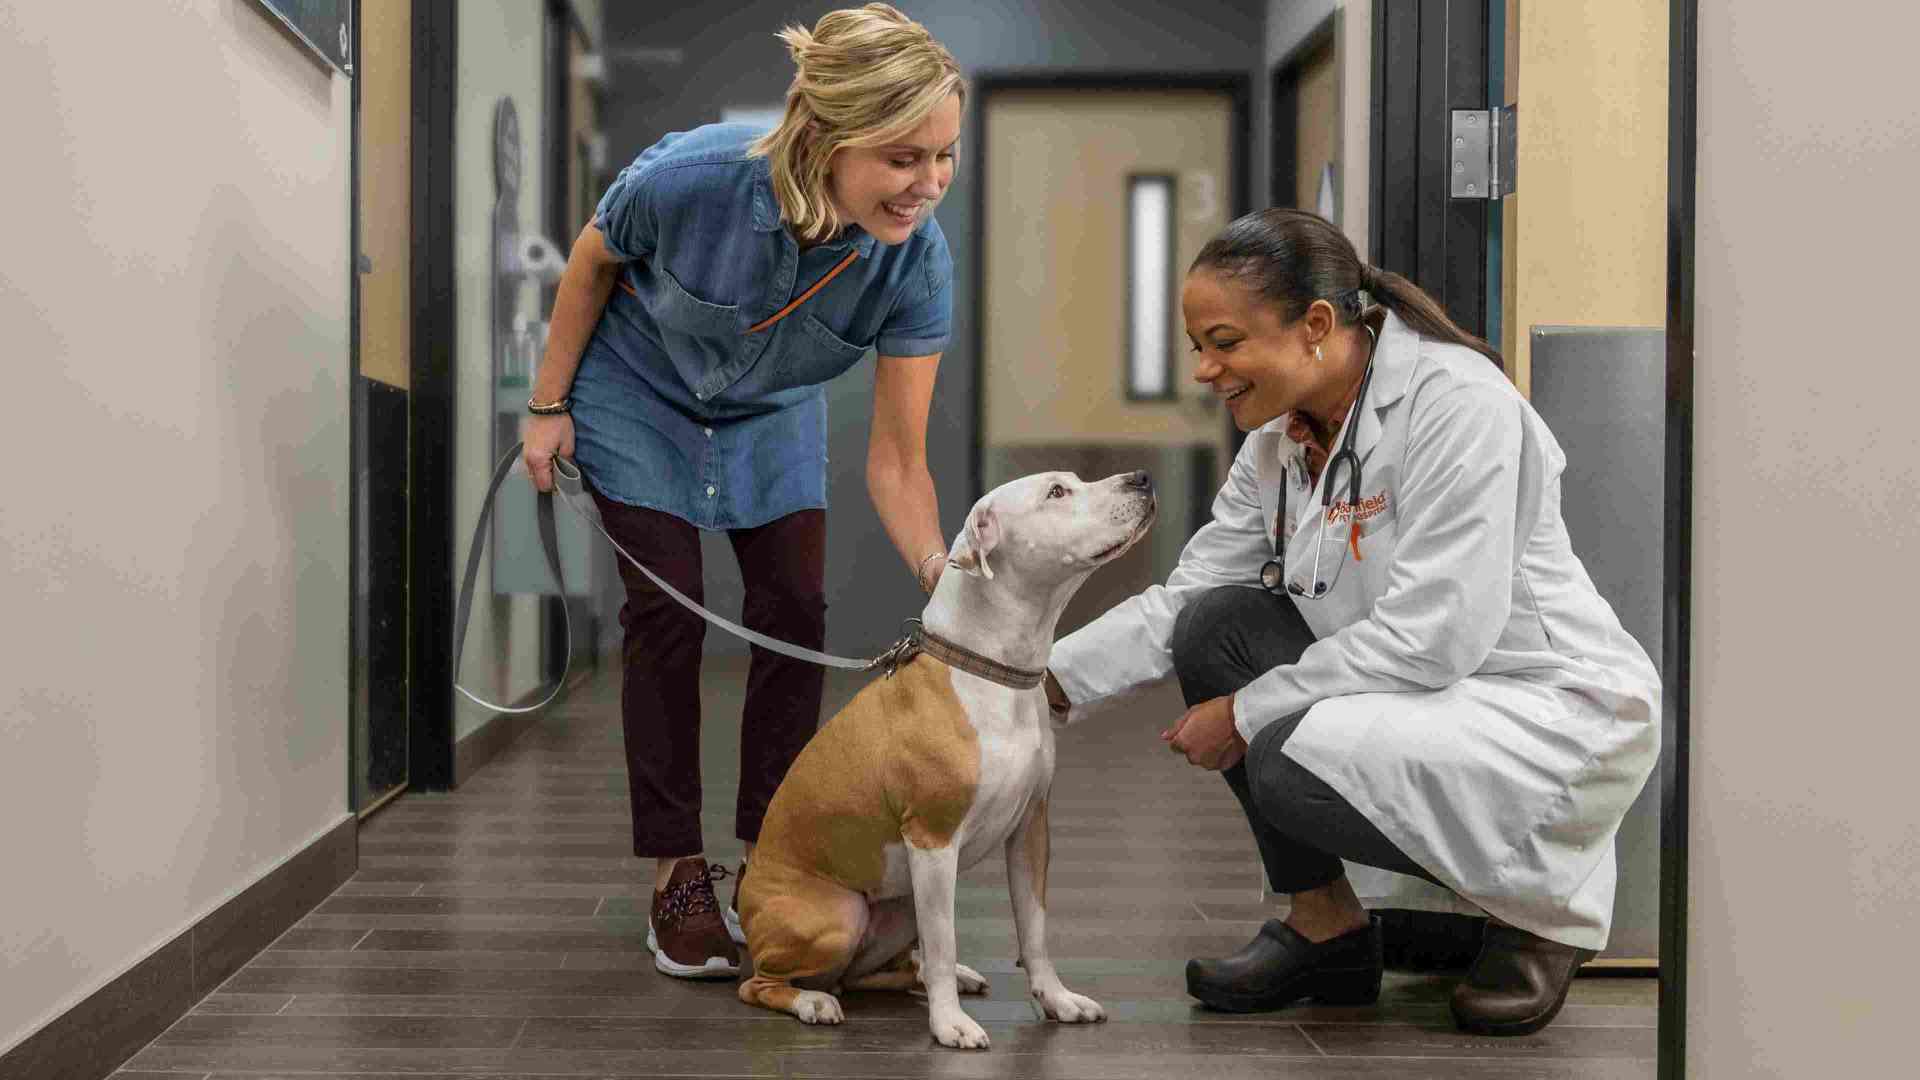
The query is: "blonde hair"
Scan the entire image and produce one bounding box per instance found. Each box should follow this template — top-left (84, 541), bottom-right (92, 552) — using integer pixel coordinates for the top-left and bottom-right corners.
top-left (749, 4), bottom-right (965, 244)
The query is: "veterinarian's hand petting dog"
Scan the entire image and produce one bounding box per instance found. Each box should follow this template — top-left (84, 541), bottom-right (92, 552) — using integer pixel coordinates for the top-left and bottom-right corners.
top-left (1163, 693), bottom-right (1247, 772)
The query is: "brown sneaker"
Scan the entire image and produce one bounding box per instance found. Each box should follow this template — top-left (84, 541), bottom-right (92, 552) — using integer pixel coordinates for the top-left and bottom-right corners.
top-left (647, 858), bottom-right (739, 979)
top-left (723, 859), bottom-right (747, 946)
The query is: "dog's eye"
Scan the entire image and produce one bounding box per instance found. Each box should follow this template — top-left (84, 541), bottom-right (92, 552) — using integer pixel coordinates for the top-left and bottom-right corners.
top-left (1048, 483), bottom-right (1067, 500)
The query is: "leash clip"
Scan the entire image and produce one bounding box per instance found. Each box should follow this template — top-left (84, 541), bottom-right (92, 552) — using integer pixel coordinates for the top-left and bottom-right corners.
top-left (870, 617), bottom-right (925, 678)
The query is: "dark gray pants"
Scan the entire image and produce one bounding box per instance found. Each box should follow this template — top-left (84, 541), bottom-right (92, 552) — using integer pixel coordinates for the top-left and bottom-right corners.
top-left (1171, 586), bottom-right (1444, 895)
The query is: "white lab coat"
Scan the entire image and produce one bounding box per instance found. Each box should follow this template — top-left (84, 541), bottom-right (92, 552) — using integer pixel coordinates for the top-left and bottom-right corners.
top-left (1049, 311), bottom-right (1660, 950)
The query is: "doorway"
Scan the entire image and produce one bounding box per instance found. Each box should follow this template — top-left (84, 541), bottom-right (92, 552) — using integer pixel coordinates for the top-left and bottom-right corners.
top-left (1271, 22), bottom-right (1340, 217)
top-left (975, 76), bottom-right (1249, 638)
top-left (349, 0), bottom-right (413, 816)
top-left (1365, 0), bottom-right (1675, 975)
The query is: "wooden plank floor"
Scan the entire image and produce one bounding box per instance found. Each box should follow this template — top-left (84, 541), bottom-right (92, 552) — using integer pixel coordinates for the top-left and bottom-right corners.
top-left (121, 653), bottom-right (1656, 1078)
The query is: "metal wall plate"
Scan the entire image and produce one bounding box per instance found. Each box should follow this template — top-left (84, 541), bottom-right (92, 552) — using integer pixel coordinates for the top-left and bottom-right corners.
top-left (1528, 324), bottom-right (1664, 960)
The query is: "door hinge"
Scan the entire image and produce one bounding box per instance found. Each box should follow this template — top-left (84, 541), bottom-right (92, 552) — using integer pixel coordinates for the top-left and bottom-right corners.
top-left (1450, 104), bottom-right (1517, 200)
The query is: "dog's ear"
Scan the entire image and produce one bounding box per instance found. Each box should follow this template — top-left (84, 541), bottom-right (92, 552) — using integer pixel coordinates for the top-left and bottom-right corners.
top-left (948, 504), bottom-right (1000, 580)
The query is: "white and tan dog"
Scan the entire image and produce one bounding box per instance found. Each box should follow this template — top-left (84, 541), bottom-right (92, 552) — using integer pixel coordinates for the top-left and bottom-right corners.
top-left (736, 469), bottom-right (1157, 1049)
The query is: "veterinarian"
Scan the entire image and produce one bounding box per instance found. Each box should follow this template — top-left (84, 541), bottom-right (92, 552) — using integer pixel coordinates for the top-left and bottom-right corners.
top-left (519, 4), bottom-right (962, 979)
top-left (1043, 208), bottom-right (1660, 1036)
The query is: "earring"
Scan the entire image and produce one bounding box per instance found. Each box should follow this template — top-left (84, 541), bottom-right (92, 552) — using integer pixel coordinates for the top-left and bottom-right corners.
top-left (1314, 343), bottom-right (1324, 363)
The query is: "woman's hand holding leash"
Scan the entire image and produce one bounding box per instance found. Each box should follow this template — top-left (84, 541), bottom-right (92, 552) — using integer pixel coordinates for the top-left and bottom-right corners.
top-left (1164, 694), bottom-right (1247, 772)
top-left (523, 413), bottom-right (575, 493)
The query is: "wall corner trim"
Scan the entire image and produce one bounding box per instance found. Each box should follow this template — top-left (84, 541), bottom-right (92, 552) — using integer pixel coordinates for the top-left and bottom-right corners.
top-left (0, 815), bottom-right (358, 1079)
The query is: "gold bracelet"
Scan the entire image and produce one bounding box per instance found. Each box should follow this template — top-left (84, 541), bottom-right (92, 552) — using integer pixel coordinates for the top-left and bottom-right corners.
top-left (915, 550), bottom-right (945, 592)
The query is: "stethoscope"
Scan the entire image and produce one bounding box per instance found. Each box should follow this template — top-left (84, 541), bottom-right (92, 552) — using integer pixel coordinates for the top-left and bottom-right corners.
top-left (1259, 323), bottom-right (1379, 599)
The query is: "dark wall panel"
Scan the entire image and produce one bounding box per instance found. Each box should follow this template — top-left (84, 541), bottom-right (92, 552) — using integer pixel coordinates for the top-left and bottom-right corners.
top-left (1371, 0), bottom-right (1488, 340)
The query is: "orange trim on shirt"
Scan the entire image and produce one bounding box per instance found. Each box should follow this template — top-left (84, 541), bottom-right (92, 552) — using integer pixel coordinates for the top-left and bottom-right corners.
top-left (745, 249), bottom-right (860, 335)
top-left (611, 249), bottom-right (860, 334)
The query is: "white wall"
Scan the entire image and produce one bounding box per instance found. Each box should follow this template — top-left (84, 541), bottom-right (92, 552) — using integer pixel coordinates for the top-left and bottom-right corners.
top-left (454, 0), bottom-right (551, 739)
top-left (1690, 2), bottom-right (1920, 1074)
top-left (0, 0), bottom-right (351, 1054)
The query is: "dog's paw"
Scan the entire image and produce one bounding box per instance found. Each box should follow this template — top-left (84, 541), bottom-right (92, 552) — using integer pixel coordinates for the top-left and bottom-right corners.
top-left (954, 963), bottom-right (990, 995)
top-left (1036, 986), bottom-right (1107, 1024)
top-left (793, 990), bottom-right (844, 1026)
top-left (930, 1008), bottom-right (991, 1049)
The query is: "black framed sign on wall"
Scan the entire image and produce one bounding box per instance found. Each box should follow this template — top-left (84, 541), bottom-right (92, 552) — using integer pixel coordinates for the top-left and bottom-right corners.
top-left (248, 0), bottom-right (353, 74)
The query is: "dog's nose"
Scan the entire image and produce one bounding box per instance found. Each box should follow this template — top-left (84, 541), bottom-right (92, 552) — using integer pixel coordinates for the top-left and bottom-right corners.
top-left (1124, 470), bottom-right (1153, 492)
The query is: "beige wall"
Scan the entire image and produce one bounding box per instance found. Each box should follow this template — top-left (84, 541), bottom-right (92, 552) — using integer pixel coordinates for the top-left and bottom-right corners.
top-left (1265, 0), bottom-right (1370, 256)
top-left (1293, 36), bottom-right (1339, 214)
top-left (982, 91), bottom-right (1235, 449)
top-left (1335, 2), bottom-right (1370, 256)
top-left (454, 0), bottom-right (551, 740)
top-left (1502, 0), bottom-right (1668, 395)
top-left (1691, 2), bottom-right (1920, 1074)
top-left (358, 0), bottom-right (411, 390)
top-left (0, 0), bottom-right (351, 1054)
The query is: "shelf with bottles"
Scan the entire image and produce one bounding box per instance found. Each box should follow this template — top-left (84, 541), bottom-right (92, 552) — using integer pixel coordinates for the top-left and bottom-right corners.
top-left (495, 314), bottom-right (549, 413)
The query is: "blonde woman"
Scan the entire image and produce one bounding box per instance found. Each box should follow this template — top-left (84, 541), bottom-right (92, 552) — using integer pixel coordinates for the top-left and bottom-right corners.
top-left (520, 4), bottom-right (963, 980)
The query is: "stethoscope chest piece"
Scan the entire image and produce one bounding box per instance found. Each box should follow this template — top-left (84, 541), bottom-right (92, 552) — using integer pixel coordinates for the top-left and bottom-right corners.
top-left (1260, 556), bottom-right (1287, 594)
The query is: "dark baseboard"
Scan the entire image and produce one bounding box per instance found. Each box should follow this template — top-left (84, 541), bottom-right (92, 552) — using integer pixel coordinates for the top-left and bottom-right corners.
top-left (453, 707), bottom-right (543, 787)
top-left (0, 815), bottom-right (357, 1080)
top-left (452, 670), bottom-right (588, 786)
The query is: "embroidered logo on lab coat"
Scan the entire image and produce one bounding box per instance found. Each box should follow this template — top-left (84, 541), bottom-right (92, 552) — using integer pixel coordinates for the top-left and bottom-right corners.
top-left (1324, 490), bottom-right (1390, 526)
top-left (1323, 491), bottom-right (1390, 558)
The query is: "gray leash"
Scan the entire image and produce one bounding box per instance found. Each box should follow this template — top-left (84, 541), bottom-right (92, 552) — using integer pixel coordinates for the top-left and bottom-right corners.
top-left (453, 443), bottom-right (920, 716)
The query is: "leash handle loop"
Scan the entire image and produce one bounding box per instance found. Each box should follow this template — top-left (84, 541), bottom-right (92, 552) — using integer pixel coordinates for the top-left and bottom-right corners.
top-left (452, 443), bottom-right (573, 715)
top-left (453, 444), bottom-right (911, 722)
top-left (546, 456), bottom-right (880, 671)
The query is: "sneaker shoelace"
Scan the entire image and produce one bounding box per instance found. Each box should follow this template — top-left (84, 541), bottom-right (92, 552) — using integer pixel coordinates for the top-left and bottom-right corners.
top-left (657, 862), bottom-right (732, 927)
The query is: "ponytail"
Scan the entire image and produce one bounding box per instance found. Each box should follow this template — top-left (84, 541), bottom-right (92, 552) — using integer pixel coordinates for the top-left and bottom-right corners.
top-left (1360, 264), bottom-right (1502, 367)
top-left (1193, 208), bottom-right (1504, 368)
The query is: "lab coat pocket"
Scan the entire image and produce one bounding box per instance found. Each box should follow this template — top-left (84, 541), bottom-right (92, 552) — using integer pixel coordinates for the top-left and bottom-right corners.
top-left (1348, 512), bottom-right (1399, 598)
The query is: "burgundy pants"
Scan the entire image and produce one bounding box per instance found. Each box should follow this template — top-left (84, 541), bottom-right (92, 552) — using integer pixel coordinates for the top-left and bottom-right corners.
top-left (588, 485), bottom-right (826, 858)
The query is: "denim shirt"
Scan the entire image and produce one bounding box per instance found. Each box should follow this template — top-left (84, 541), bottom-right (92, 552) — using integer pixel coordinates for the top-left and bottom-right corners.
top-left (567, 123), bottom-right (953, 531)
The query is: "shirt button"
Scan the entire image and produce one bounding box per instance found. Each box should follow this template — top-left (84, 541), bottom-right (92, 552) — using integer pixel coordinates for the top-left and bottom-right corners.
top-left (703, 427), bottom-right (713, 437)
top-left (706, 485), bottom-right (716, 497)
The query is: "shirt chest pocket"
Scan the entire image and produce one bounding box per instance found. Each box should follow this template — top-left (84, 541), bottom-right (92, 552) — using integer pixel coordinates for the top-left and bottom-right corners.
top-left (648, 265), bottom-right (742, 337)
top-left (797, 313), bottom-right (871, 372)
top-left (740, 311), bottom-right (872, 395)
